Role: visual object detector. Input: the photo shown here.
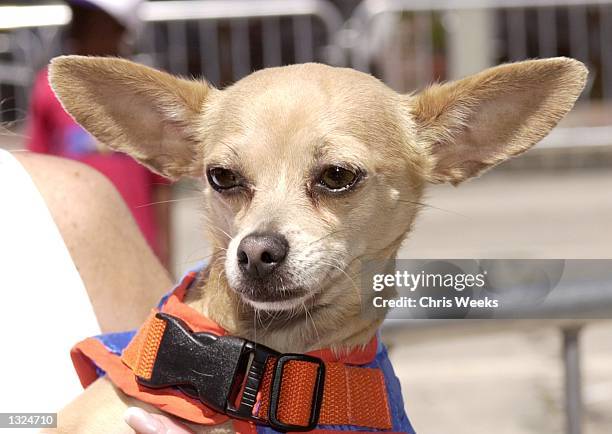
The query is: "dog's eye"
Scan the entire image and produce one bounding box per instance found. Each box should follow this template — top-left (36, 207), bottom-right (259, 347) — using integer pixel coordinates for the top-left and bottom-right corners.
top-left (207, 167), bottom-right (242, 191)
top-left (318, 166), bottom-right (359, 191)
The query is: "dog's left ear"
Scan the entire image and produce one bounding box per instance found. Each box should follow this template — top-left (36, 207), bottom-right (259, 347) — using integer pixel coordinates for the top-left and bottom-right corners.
top-left (409, 57), bottom-right (587, 184)
top-left (49, 56), bottom-right (215, 180)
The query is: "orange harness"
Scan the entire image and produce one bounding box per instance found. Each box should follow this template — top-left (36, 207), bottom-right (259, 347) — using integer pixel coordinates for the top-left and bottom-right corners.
top-left (71, 270), bottom-right (409, 433)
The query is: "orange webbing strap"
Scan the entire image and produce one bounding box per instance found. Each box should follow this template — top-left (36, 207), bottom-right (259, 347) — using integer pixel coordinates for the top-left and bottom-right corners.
top-left (257, 358), bottom-right (393, 430)
top-left (121, 311), bottom-right (392, 430)
top-left (122, 310), bottom-right (167, 380)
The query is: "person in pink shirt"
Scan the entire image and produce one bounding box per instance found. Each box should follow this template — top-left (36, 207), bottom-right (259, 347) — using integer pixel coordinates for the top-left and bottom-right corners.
top-left (27, 0), bottom-right (171, 266)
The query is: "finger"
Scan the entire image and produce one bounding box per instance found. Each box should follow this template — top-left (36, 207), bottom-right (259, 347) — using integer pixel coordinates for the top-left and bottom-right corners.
top-left (124, 407), bottom-right (165, 433)
top-left (149, 414), bottom-right (195, 434)
top-left (124, 407), bottom-right (194, 434)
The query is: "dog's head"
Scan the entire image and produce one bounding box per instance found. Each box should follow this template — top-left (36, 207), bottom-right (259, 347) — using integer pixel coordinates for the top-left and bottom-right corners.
top-left (49, 57), bottom-right (586, 317)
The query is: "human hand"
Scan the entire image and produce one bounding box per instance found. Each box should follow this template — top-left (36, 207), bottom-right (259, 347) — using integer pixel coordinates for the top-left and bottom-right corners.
top-left (124, 407), bottom-right (194, 434)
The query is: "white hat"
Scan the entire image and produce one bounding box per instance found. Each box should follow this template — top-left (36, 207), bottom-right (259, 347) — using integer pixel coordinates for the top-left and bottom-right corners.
top-left (68, 0), bottom-right (143, 32)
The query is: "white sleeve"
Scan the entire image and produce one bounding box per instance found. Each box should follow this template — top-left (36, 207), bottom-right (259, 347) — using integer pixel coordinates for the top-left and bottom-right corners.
top-left (0, 150), bottom-right (101, 421)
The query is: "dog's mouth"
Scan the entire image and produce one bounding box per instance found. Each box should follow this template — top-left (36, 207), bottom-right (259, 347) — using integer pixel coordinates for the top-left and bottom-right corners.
top-left (233, 284), bottom-right (315, 312)
top-left (225, 245), bottom-right (342, 312)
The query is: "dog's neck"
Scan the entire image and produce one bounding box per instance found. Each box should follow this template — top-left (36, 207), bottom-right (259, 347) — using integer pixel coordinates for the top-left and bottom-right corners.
top-left (184, 250), bottom-right (397, 354)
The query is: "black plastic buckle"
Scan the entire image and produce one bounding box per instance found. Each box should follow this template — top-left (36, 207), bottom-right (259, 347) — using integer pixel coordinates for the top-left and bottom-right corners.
top-left (135, 313), bottom-right (325, 431)
top-left (268, 354), bottom-right (326, 432)
top-left (136, 313), bottom-right (278, 420)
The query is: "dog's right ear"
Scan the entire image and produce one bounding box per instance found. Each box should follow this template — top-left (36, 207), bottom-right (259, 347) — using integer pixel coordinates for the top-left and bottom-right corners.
top-left (49, 56), bottom-right (215, 179)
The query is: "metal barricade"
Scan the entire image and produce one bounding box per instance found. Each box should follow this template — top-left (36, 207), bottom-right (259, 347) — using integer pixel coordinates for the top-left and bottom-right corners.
top-left (0, 1), bottom-right (344, 124)
top-left (343, 0), bottom-right (612, 96)
top-left (339, 0), bottom-right (612, 150)
top-left (0, 5), bottom-right (68, 125)
top-left (138, 0), bottom-right (344, 86)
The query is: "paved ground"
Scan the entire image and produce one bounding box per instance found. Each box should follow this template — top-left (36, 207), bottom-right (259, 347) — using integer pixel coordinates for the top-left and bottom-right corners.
top-left (389, 323), bottom-right (612, 434)
top-left (397, 168), bottom-right (612, 259)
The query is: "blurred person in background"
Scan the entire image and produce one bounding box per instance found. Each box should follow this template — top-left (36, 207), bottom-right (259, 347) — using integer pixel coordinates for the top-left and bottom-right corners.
top-left (26, 0), bottom-right (172, 268)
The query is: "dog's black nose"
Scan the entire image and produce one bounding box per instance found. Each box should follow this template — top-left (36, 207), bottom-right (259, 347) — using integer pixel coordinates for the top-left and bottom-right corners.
top-left (237, 233), bottom-right (288, 279)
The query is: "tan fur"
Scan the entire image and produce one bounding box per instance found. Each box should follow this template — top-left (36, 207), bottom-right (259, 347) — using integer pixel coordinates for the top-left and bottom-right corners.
top-left (49, 57), bottom-right (215, 179)
top-left (48, 56), bottom-right (587, 432)
top-left (410, 58), bottom-right (587, 184)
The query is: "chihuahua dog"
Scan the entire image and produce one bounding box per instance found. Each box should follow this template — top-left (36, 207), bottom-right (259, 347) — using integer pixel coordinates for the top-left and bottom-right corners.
top-left (48, 56), bottom-right (586, 433)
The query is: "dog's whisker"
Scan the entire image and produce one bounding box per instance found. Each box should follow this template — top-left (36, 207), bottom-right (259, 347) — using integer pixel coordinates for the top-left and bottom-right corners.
top-left (305, 258), bottom-right (360, 295)
top-left (302, 301), bottom-right (322, 352)
top-left (253, 307), bottom-right (260, 343)
top-left (135, 196), bottom-right (201, 208)
top-left (179, 251), bottom-right (215, 266)
top-left (395, 199), bottom-right (466, 217)
top-left (201, 216), bottom-right (233, 241)
top-left (305, 228), bottom-right (352, 247)
top-left (171, 182), bottom-right (205, 194)
top-left (179, 242), bottom-right (230, 265)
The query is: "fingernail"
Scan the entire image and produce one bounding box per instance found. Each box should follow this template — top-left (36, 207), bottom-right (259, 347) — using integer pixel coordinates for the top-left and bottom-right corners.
top-left (124, 407), bottom-right (164, 434)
